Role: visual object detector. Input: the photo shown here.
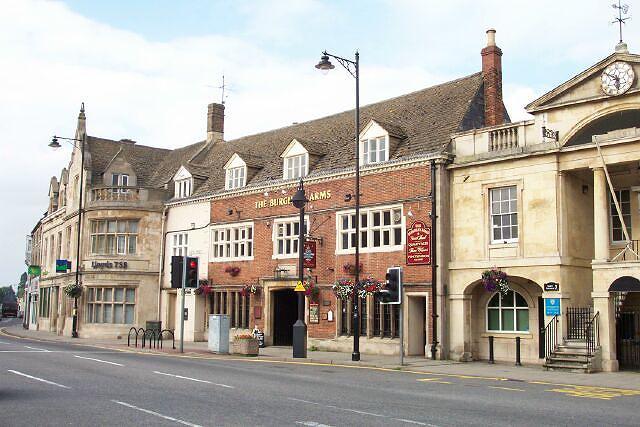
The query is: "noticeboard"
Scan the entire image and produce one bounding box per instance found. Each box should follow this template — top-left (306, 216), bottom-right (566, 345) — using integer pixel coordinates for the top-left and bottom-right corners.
top-left (309, 303), bottom-right (319, 324)
top-left (545, 298), bottom-right (561, 316)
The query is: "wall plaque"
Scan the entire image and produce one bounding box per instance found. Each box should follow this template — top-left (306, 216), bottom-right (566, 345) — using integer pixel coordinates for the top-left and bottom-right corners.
top-left (406, 221), bottom-right (431, 265)
top-left (309, 303), bottom-right (319, 324)
top-left (544, 282), bottom-right (559, 292)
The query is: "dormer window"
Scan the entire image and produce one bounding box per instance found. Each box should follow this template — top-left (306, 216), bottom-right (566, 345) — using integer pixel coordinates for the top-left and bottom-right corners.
top-left (361, 136), bottom-right (388, 165)
top-left (175, 179), bottom-right (192, 198)
top-left (111, 173), bottom-right (129, 187)
top-left (226, 167), bottom-right (245, 190)
top-left (284, 153), bottom-right (308, 180)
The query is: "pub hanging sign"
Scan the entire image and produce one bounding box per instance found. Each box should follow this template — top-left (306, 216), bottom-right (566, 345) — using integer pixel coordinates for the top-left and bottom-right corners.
top-left (303, 241), bottom-right (317, 269)
top-left (406, 220), bottom-right (431, 265)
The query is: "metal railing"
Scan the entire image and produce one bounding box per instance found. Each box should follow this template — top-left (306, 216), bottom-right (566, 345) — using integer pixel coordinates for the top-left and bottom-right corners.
top-left (566, 307), bottom-right (593, 340)
top-left (545, 315), bottom-right (559, 361)
top-left (127, 327), bottom-right (175, 350)
top-left (585, 311), bottom-right (600, 356)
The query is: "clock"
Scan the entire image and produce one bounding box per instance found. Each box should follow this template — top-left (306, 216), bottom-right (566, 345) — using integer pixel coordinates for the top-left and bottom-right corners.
top-left (601, 61), bottom-right (635, 96)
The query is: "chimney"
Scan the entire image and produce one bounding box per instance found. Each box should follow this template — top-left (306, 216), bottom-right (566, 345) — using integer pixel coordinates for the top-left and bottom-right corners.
top-left (481, 29), bottom-right (505, 127)
top-left (207, 103), bottom-right (225, 143)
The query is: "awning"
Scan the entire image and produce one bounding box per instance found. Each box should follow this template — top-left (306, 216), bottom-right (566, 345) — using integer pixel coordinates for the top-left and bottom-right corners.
top-left (609, 276), bottom-right (640, 292)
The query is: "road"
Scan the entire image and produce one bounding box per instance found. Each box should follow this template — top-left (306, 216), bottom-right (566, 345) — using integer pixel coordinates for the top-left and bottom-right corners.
top-left (1, 319), bottom-right (639, 426)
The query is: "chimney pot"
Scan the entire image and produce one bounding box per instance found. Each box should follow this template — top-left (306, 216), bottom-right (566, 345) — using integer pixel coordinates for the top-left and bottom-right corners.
top-left (207, 103), bottom-right (225, 143)
top-left (486, 29), bottom-right (496, 47)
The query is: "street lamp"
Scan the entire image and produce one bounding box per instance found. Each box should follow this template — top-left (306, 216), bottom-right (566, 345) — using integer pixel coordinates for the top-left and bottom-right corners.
top-left (49, 103), bottom-right (87, 339)
top-left (315, 50), bottom-right (361, 361)
top-left (291, 178), bottom-right (308, 358)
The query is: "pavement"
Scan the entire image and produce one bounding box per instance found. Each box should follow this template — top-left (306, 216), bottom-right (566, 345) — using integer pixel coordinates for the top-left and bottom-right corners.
top-left (2, 320), bottom-right (639, 390)
top-left (2, 318), bottom-right (640, 426)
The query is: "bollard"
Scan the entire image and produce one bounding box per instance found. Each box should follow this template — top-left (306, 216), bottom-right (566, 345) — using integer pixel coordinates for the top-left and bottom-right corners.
top-left (488, 336), bottom-right (495, 364)
top-left (515, 336), bottom-right (522, 366)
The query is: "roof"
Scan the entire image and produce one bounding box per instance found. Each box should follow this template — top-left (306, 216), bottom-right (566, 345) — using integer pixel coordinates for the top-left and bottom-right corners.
top-left (189, 72), bottom-right (485, 197)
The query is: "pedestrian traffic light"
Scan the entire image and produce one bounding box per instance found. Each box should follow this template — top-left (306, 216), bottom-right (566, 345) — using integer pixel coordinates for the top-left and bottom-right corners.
top-left (381, 267), bottom-right (402, 304)
top-left (185, 257), bottom-right (199, 288)
top-left (170, 256), bottom-right (183, 289)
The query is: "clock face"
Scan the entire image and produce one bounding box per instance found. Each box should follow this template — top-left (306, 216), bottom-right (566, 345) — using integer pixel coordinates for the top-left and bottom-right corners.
top-left (601, 61), bottom-right (635, 96)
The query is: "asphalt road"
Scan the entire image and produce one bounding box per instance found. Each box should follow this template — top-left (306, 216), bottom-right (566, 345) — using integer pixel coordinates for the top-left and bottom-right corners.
top-left (1, 319), bottom-right (639, 426)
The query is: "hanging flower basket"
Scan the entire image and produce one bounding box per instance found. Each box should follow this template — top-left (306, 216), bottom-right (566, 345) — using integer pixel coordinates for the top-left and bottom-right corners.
top-left (194, 284), bottom-right (213, 296)
top-left (332, 278), bottom-right (356, 300)
top-left (63, 283), bottom-right (83, 298)
top-left (224, 266), bottom-right (241, 277)
top-left (240, 284), bottom-right (260, 297)
top-left (357, 276), bottom-right (384, 299)
top-left (342, 263), bottom-right (363, 275)
top-left (303, 278), bottom-right (320, 303)
top-left (481, 268), bottom-right (510, 296)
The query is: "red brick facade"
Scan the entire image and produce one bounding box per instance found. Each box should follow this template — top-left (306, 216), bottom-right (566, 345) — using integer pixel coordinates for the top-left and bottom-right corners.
top-left (207, 162), bottom-right (434, 344)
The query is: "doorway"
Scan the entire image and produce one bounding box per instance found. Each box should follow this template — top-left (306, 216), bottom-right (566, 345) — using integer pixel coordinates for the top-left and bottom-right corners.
top-left (272, 289), bottom-right (298, 346)
top-left (615, 292), bottom-right (640, 370)
top-left (407, 295), bottom-right (426, 356)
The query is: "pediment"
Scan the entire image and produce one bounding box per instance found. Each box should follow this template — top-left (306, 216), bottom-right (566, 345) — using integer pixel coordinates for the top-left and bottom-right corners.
top-left (526, 51), bottom-right (640, 113)
top-left (173, 165), bottom-right (192, 181)
top-left (280, 139), bottom-right (309, 158)
top-left (224, 153), bottom-right (247, 170)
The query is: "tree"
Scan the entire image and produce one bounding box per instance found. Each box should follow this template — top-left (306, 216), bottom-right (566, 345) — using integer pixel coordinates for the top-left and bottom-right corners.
top-left (17, 272), bottom-right (27, 299)
top-left (0, 286), bottom-right (17, 303)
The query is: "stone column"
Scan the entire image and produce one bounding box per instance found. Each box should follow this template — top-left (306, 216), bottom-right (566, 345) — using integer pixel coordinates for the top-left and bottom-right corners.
top-left (593, 167), bottom-right (609, 261)
top-left (448, 294), bottom-right (472, 361)
top-left (592, 291), bottom-right (618, 371)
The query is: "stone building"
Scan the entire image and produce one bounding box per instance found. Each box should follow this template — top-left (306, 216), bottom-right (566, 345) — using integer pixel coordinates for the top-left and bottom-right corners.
top-left (447, 33), bottom-right (640, 371)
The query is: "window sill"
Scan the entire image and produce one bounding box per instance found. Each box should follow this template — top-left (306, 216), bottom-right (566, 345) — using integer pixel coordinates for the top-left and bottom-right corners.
top-left (481, 332), bottom-right (532, 339)
top-left (335, 245), bottom-right (404, 256)
top-left (272, 254), bottom-right (299, 260)
top-left (488, 241), bottom-right (519, 248)
top-left (211, 257), bottom-right (254, 263)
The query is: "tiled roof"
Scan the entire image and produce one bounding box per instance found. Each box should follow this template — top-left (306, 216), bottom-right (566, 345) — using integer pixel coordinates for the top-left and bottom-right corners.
top-left (190, 72), bottom-right (485, 197)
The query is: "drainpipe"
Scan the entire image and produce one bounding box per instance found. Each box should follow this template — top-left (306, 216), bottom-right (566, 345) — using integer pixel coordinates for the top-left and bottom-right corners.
top-left (157, 206), bottom-right (168, 321)
top-left (430, 160), bottom-right (438, 360)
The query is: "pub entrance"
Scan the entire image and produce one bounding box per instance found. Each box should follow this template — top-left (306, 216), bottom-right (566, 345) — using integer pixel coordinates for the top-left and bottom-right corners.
top-left (272, 288), bottom-right (298, 346)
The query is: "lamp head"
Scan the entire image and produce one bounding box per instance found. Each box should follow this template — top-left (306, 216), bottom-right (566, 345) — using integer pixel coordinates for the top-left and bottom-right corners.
top-left (292, 179), bottom-right (308, 209)
top-left (315, 53), bottom-right (334, 75)
top-left (49, 136), bottom-right (61, 149)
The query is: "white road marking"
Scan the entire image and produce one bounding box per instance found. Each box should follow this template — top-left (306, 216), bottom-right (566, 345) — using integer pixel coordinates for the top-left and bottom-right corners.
top-left (287, 397), bottom-right (436, 427)
top-left (153, 371), bottom-right (234, 388)
top-left (7, 370), bottom-right (70, 389)
top-left (296, 422), bottom-right (333, 427)
top-left (24, 346), bottom-right (50, 352)
top-left (0, 340), bottom-right (10, 344)
top-left (73, 354), bottom-right (123, 366)
top-left (111, 400), bottom-right (202, 427)
top-left (0, 350), bottom-right (62, 353)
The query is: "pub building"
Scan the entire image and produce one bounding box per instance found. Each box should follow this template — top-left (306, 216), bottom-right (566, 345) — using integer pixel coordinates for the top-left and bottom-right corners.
top-left (160, 45), bottom-right (503, 356)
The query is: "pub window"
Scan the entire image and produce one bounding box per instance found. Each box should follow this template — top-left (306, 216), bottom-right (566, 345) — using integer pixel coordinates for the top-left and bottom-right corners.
top-left (374, 293), bottom-right (399, 338)
top-left (339, 297), bottom-right (367, 337)
top-left (211, 291), bottom-right (250, 329)
top-left (337, 205), bottom-right (403, 254)
top-left (85, 287), bottom-right (136, 324)
top-left (361, 136), bottom-right (388, 165)
top-left (610, 189), bottom-right (632, 242)
top-left (486, 290), bottom-right (529, 332)
top-left (226, 166), bottom-right (245, 190)
top-left (490, 186), bottom-right (518, 243)
top-left (212, 223), bottom-right (253, 261)
top-left (273, 218), bottom-right (308, 258)
top-left (90, 219), bottom-right (139, 255)
top-left (340, 298), bottom-right (350, 335)
top-left (284, 153), bottom-right (308, 180)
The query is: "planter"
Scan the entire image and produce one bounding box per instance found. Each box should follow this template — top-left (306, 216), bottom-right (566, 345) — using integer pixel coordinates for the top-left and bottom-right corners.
top-left (232, 338), bottom-right (259, 356)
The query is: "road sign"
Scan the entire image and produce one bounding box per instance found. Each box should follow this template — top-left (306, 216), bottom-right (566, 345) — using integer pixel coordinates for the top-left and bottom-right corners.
top-left (294, 281), bottom-right (305, 292)
top-left (545, 298), bottom-right (561, 316)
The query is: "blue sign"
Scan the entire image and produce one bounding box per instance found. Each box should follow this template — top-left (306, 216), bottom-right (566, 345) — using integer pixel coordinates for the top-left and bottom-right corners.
top-left (545, 298), bottom-right (561, 316)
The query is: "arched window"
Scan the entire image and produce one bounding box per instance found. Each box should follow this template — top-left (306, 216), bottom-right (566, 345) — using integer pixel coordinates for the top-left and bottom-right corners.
top-left (487, 290), bottom-right (529, 332)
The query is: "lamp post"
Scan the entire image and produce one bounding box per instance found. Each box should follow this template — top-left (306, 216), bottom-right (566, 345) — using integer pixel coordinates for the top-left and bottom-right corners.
top-left (316, 50), bottom-right (361, 361)
top-left (49, 104), bottom-right (86, 338)
top-left (291, 178), bottom-right (308, 358)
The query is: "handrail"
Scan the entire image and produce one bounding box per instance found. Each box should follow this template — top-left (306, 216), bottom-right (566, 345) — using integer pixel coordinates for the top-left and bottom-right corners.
top-left (585, 311), bottom-right (600, 356)
top-left (545, 314), bottom-right (559, 361)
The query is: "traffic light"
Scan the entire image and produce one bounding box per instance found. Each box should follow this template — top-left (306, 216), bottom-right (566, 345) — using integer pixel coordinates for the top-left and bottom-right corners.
top-left (185, 257), bottom-right (199, 288)
top-left (381, 267), bottom-right (402, 305)
top-left (170, 256), bottom-right (183, 289)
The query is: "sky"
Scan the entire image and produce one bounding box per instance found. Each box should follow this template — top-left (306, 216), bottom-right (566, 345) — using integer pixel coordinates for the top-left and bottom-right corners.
top-left (0, 0), bottom-right (637, 285)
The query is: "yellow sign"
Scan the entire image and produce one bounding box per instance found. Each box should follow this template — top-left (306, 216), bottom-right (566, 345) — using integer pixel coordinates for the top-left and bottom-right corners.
top-left (255, 190), bottom-right (332, 209)
top-left (294, 281), bottom-right (306, 292)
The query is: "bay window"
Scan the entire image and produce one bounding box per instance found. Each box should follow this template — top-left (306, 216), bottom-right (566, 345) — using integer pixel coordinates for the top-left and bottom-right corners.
top-left (90, 219), bottom-right (139, 255)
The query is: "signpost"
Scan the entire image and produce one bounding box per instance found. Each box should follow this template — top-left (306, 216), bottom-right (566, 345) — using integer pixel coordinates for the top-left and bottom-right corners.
top-left (545, 298), bottom-right (561, 316)
top-left (406, 221), bottom-right (431, 265)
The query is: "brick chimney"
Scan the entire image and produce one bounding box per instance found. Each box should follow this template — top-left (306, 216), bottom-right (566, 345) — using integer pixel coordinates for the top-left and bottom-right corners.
top-left (207, 103), bottom-right (225, 143)
top-left (481, 29), bottom-right (504, 127)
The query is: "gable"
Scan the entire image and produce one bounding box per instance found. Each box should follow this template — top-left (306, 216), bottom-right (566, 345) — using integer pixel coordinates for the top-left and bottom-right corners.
top-left (224, 153), bottom-right (247, 169)
top-left (280, 139), bottom-right (309, 158)
top-left (173, 165), bottom-right (192, 181)
top-left (527, 52), bottom-right (640, 113)
top-left (360, 120), bottom-right (389, 140)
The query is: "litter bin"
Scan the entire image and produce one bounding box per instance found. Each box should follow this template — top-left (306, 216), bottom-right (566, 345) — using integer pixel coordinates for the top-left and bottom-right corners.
top-left (208, 314), bottom-right (230, 354)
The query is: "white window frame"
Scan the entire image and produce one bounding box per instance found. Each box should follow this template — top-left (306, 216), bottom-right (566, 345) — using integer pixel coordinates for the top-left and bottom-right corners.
top-left (90, 219), bottom-right (139, 255)
top-left (226, 166), bottom-right (246, 190)
top-left (360, 136), bottom-right (388, 165)
top-left (272, 216), bottom-right (309, 259)
top-left (175, 178), bottom-right (192, 198)
top-left (335, 204), bottom-right (404, 255)
top-left (489, 186), bottom-right (519, 244)
top-left (172, 233), bottom-right (188, 257)
top-left (284, 153), bottom-right (308, 180)
top-left (486, 290), bottom-right (529, 333)
top-left (610, 189), bottom-right (632, 243)
top-left (211, 222), bottom-right (254, 262)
